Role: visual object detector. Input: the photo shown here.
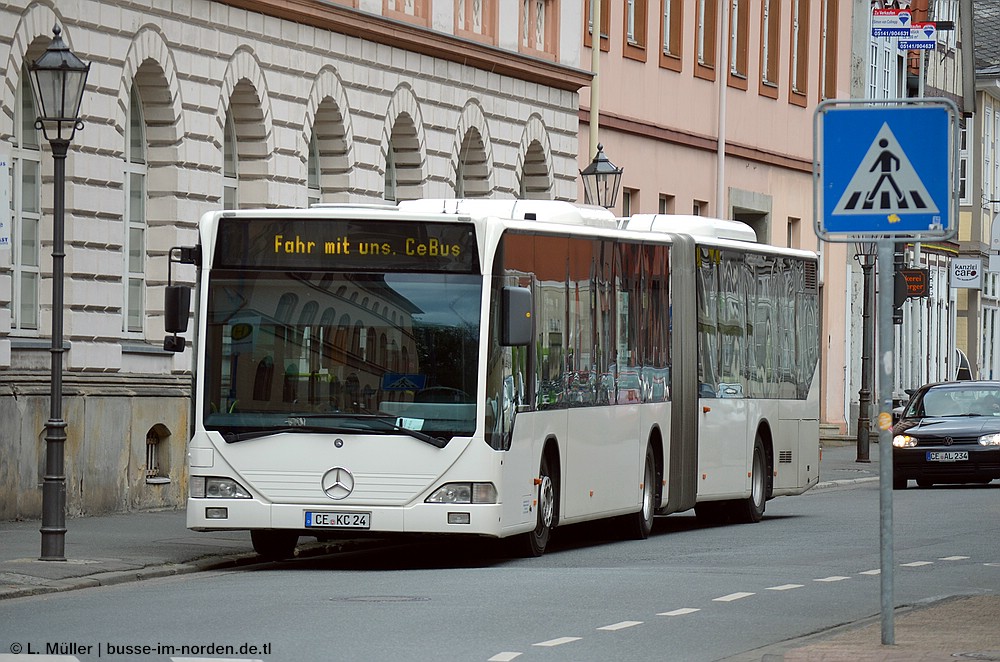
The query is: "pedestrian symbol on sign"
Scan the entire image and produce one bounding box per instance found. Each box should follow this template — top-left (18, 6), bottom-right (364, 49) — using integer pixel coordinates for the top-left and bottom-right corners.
top-left (832, 122), bottom-right (938, 216)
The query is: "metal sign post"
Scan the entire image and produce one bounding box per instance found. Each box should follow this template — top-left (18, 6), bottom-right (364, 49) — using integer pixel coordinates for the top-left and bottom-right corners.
top-left (814, 96), bottom-right (958, 646)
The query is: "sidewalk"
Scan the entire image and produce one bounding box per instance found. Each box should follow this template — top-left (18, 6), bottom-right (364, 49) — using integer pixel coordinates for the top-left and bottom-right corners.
top-left (1, 440), bottom-right (997, 661)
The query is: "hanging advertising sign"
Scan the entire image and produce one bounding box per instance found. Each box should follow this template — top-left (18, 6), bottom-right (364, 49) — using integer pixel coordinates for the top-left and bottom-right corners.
top-left (898, 22), bottom-right (937, 50)
top-left (951, 258), bottom-right (982, 289)
top-left (872, 8), bottom-right (912, 37)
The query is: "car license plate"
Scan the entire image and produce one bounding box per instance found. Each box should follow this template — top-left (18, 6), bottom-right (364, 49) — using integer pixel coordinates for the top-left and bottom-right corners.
top-left (305, 511), bottom-right (371, 529)
top-left (926, 451), bottom-right (968, 462)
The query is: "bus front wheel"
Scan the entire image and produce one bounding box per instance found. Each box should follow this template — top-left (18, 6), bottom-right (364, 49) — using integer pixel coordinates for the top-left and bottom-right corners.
top-left (516, 454), bottom-right (556, 557)
top-left (251, 530), bottom-right (298, 560)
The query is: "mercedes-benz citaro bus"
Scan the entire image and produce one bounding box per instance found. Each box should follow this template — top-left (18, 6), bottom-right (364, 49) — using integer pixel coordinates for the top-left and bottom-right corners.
top-left (162, 199), bottom-right (820, 559)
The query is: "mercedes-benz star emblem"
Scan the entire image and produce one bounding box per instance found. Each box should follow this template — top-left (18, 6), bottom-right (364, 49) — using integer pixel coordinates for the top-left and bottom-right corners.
top-left (321, 467), bottom-right (355, 500)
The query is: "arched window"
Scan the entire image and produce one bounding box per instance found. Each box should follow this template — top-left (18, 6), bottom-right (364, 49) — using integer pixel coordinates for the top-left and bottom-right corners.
top-left (124, 89), bottom-right (147, 333)
top-left (11, 66), bottom-right (42, 331)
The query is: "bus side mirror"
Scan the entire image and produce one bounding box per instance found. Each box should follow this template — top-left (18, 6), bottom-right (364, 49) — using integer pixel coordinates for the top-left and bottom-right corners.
top-left (165, 285), bottom-right (191, 333)
top-left (163, 285), bottom-right (191, 353)
top-left (502, 286), bottom-right (532, 346)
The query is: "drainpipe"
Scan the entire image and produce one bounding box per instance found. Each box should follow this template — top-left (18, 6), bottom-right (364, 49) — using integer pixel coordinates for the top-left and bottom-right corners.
top-left (589, 0), bottom-right (601, 161)
top-left (716, 0), bottom-right (730, 217)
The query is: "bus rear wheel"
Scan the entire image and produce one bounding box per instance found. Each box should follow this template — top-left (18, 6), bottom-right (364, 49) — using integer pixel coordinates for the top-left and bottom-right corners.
top-left (735, 437), bottom-right (768, 523)
top-left (251, 530), bottom-right (298, 560)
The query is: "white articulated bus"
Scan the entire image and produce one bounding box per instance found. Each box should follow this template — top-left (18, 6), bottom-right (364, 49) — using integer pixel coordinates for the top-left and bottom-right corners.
top-left (164, 199), bottom-right (820, 559)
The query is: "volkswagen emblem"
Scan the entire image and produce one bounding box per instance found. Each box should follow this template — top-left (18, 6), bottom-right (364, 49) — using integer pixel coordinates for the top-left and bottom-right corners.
top-left (943, 436), bottom-right (954, 446)
top-left (321, 467), bottom-right (355, 500)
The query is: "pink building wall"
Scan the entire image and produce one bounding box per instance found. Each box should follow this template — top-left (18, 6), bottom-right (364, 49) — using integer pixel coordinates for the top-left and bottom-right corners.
top-left (578, 0), bottom-right (853, 432)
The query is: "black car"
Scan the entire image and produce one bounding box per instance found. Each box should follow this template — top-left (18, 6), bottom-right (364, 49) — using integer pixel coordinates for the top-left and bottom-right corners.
top-left (892, 381), bottom-right (1000, 489)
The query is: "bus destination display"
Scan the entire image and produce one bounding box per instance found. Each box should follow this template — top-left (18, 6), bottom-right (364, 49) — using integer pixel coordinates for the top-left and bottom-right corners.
top-left (215, 217), bottom-right (478, 273)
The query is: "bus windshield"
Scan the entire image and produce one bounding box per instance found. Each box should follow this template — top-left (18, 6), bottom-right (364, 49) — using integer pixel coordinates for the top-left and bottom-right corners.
top-left (203, 270), bottom-right (482, 441)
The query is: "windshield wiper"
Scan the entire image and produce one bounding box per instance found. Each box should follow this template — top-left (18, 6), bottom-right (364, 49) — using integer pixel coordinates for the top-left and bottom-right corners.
top-left (367, 417), bottom-right (449, 449)
top-left (218, 425), bottom-right (351, 443)
top-left (217, 418), bottom-right (450, 448)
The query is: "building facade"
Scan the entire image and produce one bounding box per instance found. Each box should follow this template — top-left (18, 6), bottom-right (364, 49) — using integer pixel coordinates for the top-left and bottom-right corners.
top-left (575, 0), bottom-right (855, 433)
top-left (0, 0), bottom-right (589, 518)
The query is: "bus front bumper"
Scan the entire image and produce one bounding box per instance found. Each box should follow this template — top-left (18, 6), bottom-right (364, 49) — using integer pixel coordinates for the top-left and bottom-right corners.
top-left (187, 498), bottom-right (508, 538)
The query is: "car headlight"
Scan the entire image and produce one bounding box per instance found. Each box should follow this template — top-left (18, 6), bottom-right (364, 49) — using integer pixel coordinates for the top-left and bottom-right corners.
top-left (190, 476), bottom-right (252, 499)
top-left (979, 433), bottom-right (1000, 446)
top-left (892, 434), bottom-right (917, 448)
top-left (426, 482), bottom-right (498, 504)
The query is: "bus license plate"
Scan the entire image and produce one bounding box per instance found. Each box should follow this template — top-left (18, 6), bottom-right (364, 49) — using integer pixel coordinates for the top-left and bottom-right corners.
top-left (926, 451), bottom-right (968, 462)
top-left (305, 511), bottom-right (371, 529)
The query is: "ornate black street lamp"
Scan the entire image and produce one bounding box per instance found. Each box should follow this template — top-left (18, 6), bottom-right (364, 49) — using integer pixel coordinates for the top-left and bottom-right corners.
top-left (580, 143), bottom-right (623, 209)
top-left (853, 239), bottom-right (878, 464)
top-left (28, 25), bottom-right (90, 560)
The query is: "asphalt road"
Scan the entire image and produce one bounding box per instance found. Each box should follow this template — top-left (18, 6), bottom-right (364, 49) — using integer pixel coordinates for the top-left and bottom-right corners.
top-left (2, 479), bottom-right (998, 662)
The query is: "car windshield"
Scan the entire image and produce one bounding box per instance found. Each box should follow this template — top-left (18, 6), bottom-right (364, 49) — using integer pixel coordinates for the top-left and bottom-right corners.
top-left (910, 386), bottom-right (1000, 417)
top-left (203, 270), bottom-right (482, 441)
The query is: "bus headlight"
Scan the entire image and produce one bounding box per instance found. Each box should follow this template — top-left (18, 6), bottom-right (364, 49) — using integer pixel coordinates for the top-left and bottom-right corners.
top-left (892, 435), bottom-right (917, 448)
top-left (426, 482), bottom-right (498, 504)
top-left (190, 476), bottom-right (252, 499)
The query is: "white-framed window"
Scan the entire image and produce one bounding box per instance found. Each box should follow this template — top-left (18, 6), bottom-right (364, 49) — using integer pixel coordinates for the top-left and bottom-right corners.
top-left (986, 107), bottom-right (994, 207)
top-left (627, 0), bottom-right (636, 43)
top-left (307, 133), bottom-right (320, 207)
top-left (994, 110), bottom-right (1000, 208)
top-left (790, 0), bottom-right (805, 94)
top-left (761, 0), bottom-right (779, 86)
top-left (12, 67), bottom-right (41, 331)
top-left (696, 0), bottom-right (710, 65)
top-left (124, 90), bottom-right (146, 334)
top-left (729, 0), bottom-right (748, 78)
top-left (223, 110), bottom-right (238, 210)
top-left (868, 43), bottom-right (878, 99)
top-left (959, 122), bottom-right (970, 205)
top-left (934, 0), bottom-right (958, 50)
top-left (662, 0), bottom-right (680, 56)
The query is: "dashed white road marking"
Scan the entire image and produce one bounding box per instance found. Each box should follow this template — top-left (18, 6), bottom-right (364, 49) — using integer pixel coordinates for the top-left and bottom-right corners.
top-left (766, 584), bottom-right (804, 591)
top-left (940, 556), bottom-right (969, 561)
top-left (533, 637), bottom-right (582, 647)
top-left (859, 569), bottom-right (881, 575)
top-left (815, 576), bottom-right (850, 582)
top-left (488, 653), bottom-right (522, 661)
top-left (658, 607), bottom-right (700, 616)
top-left (901, 561), bottom-right (933, 567)
top-left (714, 592), bottom-right (755, 602)
top-left (597, 620), bottom-right (643, 631)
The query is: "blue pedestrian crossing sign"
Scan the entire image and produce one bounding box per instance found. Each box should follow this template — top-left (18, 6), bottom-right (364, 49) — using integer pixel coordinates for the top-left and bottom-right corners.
top-left (814, 98), bottom-right (958, 241)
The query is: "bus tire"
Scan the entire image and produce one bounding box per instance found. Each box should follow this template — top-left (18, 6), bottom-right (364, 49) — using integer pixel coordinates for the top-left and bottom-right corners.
top-left (516, 453), bottom-right (557, 557)
top-left (251, 530), bottom-right (298, 560)
top-left (735, 436), bottom-right (768, 523)
top-left (623, 445), bottom-right (656, 540)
